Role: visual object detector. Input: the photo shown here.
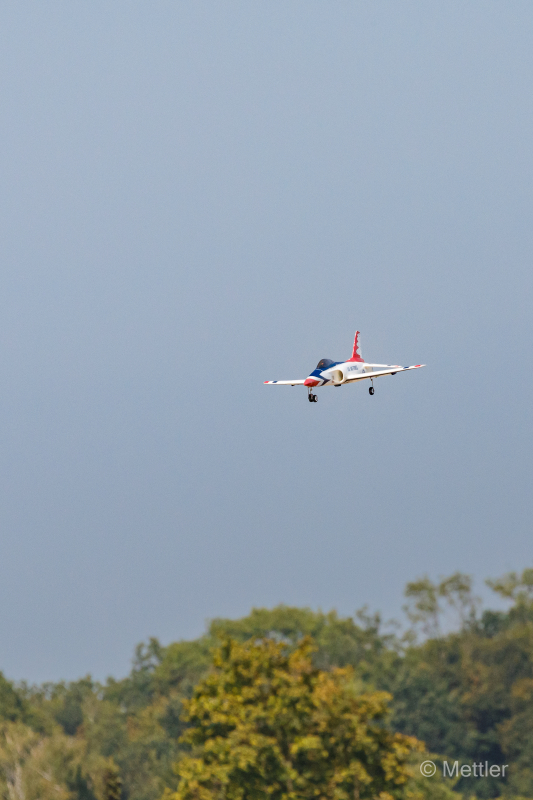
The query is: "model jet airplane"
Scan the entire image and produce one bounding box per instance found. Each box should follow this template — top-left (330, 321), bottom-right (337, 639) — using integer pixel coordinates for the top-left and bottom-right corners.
top-left (265, 331), bottom-right (425, 402)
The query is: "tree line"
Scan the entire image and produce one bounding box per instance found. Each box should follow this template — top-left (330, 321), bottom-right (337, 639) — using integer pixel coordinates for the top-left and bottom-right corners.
top-left (1, 568), bottom-right (533, 800)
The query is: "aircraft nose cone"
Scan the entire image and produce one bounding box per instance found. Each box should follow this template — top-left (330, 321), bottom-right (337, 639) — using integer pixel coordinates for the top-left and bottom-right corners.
top-left (304, 378), bottom-right (319, 387)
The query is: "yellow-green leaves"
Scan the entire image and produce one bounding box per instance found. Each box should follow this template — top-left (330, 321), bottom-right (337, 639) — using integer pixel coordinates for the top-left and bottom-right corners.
top-left (0, 721), bottom-right (85, 800)
top-left (168, 637), bottom-right (421, 800)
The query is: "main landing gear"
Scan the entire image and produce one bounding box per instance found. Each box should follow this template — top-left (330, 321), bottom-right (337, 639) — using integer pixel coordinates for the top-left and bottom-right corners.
top-left (308, 391), bottom-right (318, 403)
top-left (369, 380), bottom-right (375, 396)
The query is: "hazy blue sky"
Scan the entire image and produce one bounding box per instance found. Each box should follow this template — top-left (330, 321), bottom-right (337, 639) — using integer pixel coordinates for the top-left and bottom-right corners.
top-left (0, 1), bottom-right (531, 683)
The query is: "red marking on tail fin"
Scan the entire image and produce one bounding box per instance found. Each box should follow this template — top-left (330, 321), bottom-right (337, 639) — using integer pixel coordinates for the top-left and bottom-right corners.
top-left (346, 330), bottom-right (364, 363)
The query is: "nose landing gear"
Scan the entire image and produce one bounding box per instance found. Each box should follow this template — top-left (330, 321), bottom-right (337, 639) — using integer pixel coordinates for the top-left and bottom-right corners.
top-left (308, 391), bottom-right (318, 403)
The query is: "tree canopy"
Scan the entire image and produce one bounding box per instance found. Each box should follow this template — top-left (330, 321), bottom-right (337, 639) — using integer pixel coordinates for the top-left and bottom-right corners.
top-left (1, 569), bottom-right (533, 800)
top-left (169, 636), bottom-right (420, 800)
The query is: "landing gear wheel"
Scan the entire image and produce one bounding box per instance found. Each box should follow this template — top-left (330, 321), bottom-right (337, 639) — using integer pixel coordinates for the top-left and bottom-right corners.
top-left (308, 393), bottom-right (314, 403)
top-left (313, 394), bottom-right (318, 402)
top-left (369, 386), bottom-right (375, 396)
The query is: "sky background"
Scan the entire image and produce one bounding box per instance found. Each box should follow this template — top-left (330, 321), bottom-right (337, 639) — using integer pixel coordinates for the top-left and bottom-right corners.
top-left (0, 1), bottom-right (531, 683)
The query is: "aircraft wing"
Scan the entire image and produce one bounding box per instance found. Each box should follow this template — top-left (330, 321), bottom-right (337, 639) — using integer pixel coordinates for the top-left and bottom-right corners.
top-left (264, 379), bottom-right (306, 385)
top-left (345, 365), bottom-right (425, 382)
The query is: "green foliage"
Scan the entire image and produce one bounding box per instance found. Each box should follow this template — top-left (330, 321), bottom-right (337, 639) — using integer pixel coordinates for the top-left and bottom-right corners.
top-left (404, 752), bottom-right (460, 800)
top-left (68, 765), bottom-right (99, 800)
top-left (103, 761), bottom-right (123, 800)
top-left (0, 720), bottom-right (92, 800)
top-left (169, 636), bottom-right (421, 800)
top-left (1, 569), bottom-right (533, 800)
top-left (209, 605), bottom-right (399, 687)
top-left (0, 674), bottom-right (27, 723)
top-left (153, 640), bottom-right (213, 698)
top-left (389, 570), bottom-right (533, 799)
top-left (49, 678), bottom-right (97, 736)
top-left (403, 573), bottom-right (479, 638)
top-left (486, 568), bottom-right (533, 604)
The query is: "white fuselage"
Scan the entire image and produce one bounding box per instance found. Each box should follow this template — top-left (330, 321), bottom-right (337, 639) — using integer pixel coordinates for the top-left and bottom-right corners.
top-left (310, 362), bottom-right (398, 386)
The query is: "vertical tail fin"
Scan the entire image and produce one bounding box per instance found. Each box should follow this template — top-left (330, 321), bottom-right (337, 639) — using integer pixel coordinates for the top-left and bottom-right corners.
top-left (347, 330), bottom-right (364, 363)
